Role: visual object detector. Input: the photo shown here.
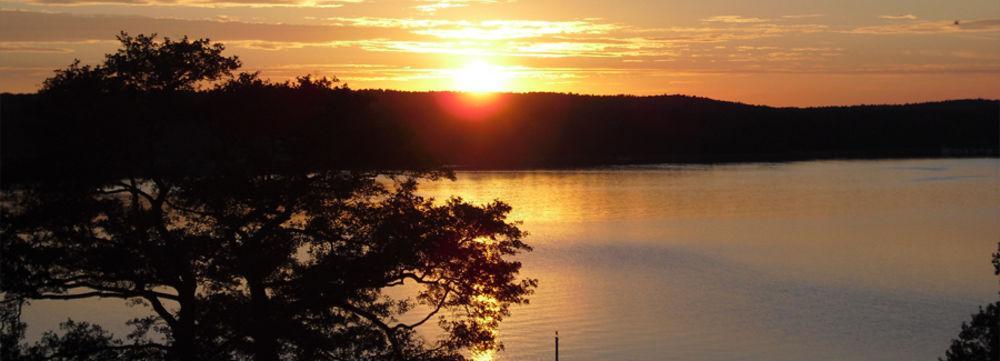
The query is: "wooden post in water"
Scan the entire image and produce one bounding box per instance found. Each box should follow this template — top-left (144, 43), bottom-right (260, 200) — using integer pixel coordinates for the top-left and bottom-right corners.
top-left (555, 331), bottom-right (559, 361)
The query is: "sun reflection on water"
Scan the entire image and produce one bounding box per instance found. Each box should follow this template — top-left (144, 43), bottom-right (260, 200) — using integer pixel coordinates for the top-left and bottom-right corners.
top-left (471, 348), bottom-right (496, 361)
top-left (470, 291), bottom-right (501, 361)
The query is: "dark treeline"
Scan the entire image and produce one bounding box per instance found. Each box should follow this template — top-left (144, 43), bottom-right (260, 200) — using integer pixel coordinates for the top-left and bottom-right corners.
top-left (1, 78), bottom-right (428, 182)
top-left (365, 92), bottom-right (998, 167)
top-left (3, 88), bottom-right (997, 182)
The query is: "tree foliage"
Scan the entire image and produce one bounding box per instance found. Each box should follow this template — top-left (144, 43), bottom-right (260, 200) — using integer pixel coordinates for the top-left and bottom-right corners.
top-left (992, 243), bottom-right (999, 276)
top-left (940, 302), bottom-right (999, 361)
top-left (1, 296), bottom-right (28, 360)
top-left (1, 33), bottom-right (534, 361)
top-left (20, 320), bottom-right (164, 361)
top-left (41, 32), bottom-right (240, 94)
top-left (939, 243), bottom-right (1000, 361)
top-left (2, 173), bottom-right (535, 361)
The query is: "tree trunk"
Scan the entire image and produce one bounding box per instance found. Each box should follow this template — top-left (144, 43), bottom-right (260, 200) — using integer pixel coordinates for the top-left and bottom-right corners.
top-left (247, 275), bottom-right (280, 361)
top-left (171, 280), bottom-right (198, 361)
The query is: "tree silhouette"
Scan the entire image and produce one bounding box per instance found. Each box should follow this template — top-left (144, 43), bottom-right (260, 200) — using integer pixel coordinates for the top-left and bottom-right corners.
top-left (41, 32), bottom-right (240, 94)
top-left (1, 295), bottom-right (28, 360)
top-left (2, 33), bottom-right (241, 359)
top-left (2, 173), bottom-right (535, 361)
top-left (19, 319), bottom-right (163, 361)
top-left (992, 243), bottom-right (999, 276)
top-left (1, 33), bottom-right (535, 361)
top-left (2, 178), bottom-right (213, 359)
top-left (939, 244), bottom-right (1000, 361)
top-left (940, 302), bottom-right (999, 361)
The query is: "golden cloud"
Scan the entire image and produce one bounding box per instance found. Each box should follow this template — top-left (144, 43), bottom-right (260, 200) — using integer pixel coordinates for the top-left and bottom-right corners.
top-left (848, 19), bottom-right (1000, 34)
top-left (702, 15), bottom-right (769, 24)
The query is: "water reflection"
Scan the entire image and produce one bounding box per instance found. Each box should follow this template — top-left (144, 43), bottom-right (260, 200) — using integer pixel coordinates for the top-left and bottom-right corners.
top-left (470, 294), bottom-right (500, 361)
top-left (416, 158), bottom-right (1000, 361)
top-left (470, 237), bottom-right (501, 361)
top-left (422, 159), bottom-right (1000, 294)
top-left (471, 349), bottom-right (495, 361)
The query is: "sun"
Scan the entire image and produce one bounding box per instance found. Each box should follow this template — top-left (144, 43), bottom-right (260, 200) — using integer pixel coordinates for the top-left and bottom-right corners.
top-left (451, 60), bottom-right (510, 93)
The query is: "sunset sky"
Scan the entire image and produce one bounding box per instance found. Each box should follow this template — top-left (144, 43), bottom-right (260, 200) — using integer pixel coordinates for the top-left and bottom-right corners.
top-left (1, 0), bottom-right (998, 106)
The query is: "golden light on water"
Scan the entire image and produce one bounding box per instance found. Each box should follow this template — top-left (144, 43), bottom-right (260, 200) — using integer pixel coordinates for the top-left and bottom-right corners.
top-left (471, 292), bottom-right (502, 361)
top-left (471, 349), bottom-right (496, 361)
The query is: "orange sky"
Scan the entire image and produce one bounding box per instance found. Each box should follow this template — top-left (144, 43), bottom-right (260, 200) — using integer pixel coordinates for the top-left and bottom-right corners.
top-left (1, 0), bottom-right (998, 106)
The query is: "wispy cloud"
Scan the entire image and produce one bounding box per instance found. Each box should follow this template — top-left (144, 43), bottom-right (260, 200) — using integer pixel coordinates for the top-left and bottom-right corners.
top-left (879, 14), bottom-right (918, 20)
top-left (414, 0), bottom-right (505, 13)
top-left (702, 15), bottom-right (769, 24)
top-left (781, 14), bottom-right (825, 19)
top-left (632, 23), bottom-right (829, 44)
top-left (9, 0), bottom-right (362, 8)
top-left (848, 19), bottom-right (1000, 35)
top-left (0, 10), bottom-right (407, 42)
top-left (329, 38), bottom-right (680, 58)
top-left (254, 63), bottom-right (625, 90)
top-left (0, 42), bottom-right (75, 53)
top-left (413, 20), bottom-right (618, 40)
top-left (326, 17), bottom-right (619, 39)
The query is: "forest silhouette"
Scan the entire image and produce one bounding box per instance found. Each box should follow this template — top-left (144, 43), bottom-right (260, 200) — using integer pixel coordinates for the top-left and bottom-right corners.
top-left (3, 89), bottom-right (997, 182)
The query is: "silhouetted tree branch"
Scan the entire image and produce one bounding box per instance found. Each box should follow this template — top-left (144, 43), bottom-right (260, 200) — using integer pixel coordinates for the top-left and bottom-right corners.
top-left (940, 244), bottom-right (1000, 361)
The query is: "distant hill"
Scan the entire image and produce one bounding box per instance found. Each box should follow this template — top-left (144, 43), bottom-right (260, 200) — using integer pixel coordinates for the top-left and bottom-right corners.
top-left (361, 91), bottom-right (998, 168)
top-left (1, 90), bottom-right (997, 181)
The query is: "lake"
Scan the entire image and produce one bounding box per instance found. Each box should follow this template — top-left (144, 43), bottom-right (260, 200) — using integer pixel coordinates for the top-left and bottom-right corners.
top-left (417, 158), bottom-right (1000, 361)
top-left (21, 158), bottom-right (1000, 360)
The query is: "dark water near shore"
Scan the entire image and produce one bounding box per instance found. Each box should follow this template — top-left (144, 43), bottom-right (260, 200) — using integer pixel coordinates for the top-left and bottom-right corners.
top-left (22, 158), bottom-right (1000, 360)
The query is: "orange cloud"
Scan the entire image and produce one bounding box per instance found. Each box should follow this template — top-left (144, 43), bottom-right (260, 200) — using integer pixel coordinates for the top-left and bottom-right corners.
top-left (702, 15), bottom-right (769, 24)
top-left (878, 14), bottom-right (918, 20)
top-left (10, 0), bottom-right (361, 7)
top-left (848, 19), bottom-right (1000, 34)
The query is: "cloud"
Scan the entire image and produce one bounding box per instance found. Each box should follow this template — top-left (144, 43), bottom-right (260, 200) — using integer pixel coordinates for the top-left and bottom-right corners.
top-left (320, 38), bottom-right (680, 58)
top-left (11, 0), bottom-right (361, 8)
top-left (702, 15), bottom-right (769, 24)
top-left (781, 14), bottom-right (825, 19)
top-left (0, 10), bottom-right (411, 42)
top-left (0, 9), bottom-right (836, 64)
top-left (879, 14), bottom-right (918, 20)
top-left (956, 19), bottom-right (1000, 30)
top-left (3, 8), bottom-right (995, 91)
top-left (325, 17), bottom-right (619, 39)
top-left (824, 63), bottom-right (1000, 75)
top-left (0, 42), bottom-right (75, 53)
top-left (224, 40), bottom-right (361, 50)
top-left (259, 63), bottom-right (446, 82)
top-left (720, 45), bottom-right (843, 63)
top-left (412, 20), bottom-right (619, 40)
top-left (634, 23), bottom-right (829, 43)
top-left (848, 19), bottom-right (1000, 34)
top-left (249, 62), bottom-right (612, 89)
top-left (0, 11), bottom-right (667, 59)
top-left (414, 0), bottom-right (505, 13)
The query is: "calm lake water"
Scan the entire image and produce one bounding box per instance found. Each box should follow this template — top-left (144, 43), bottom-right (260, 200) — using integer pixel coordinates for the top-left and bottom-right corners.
top-left (416, 158), bottom-right (1000, 361)
top-left (22, 158), bottom-right (1000, 360)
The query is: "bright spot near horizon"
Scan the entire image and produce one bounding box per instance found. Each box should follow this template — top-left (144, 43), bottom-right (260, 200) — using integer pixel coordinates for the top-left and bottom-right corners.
top-left (451, 60), bottom-right (511, 93)
top-left (471, 349), bottom-right (495, 361)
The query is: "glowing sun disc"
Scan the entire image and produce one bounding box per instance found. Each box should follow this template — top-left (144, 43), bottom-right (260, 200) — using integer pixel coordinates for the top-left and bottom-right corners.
top-left (451, 60), bottom-right (510, 93)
